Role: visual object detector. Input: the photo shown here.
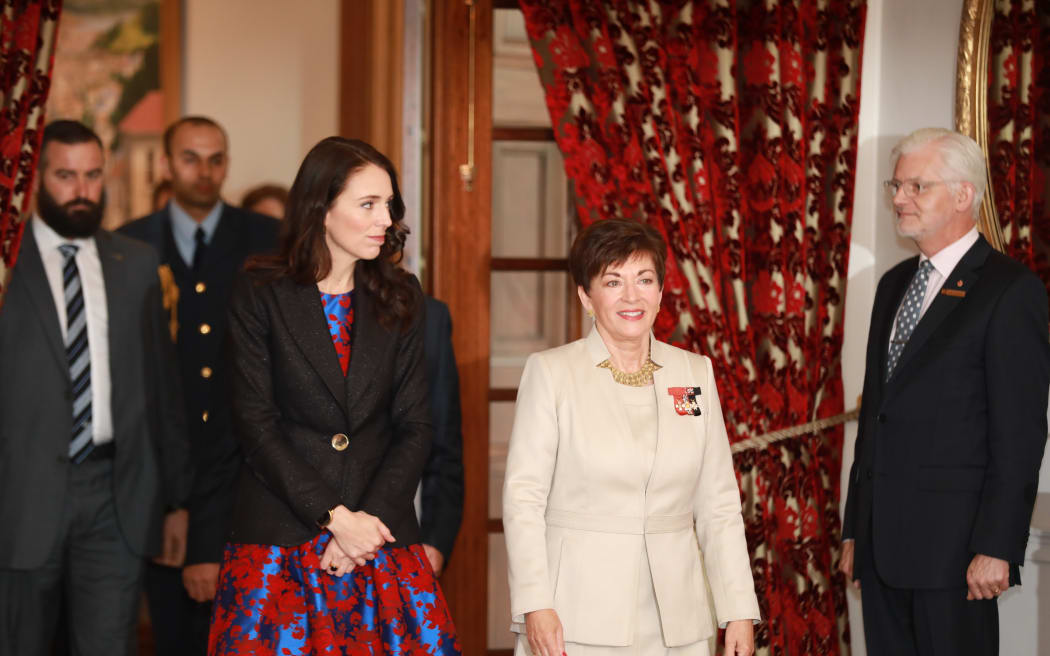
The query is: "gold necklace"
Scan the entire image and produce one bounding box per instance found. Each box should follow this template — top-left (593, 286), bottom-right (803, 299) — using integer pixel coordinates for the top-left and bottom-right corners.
top-left (598, 358), bottom-right (661, 387)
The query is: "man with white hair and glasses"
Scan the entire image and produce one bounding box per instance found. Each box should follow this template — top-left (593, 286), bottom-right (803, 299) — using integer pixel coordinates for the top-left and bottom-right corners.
top-left (839, 128), bottom-right (1049, 655)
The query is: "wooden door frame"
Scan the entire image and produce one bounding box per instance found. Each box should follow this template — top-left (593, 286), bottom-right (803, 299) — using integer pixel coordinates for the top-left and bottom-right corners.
top-left (429, 1), bottom-right (493, 653)
top-left (339, 0), bottom-right (404, 165)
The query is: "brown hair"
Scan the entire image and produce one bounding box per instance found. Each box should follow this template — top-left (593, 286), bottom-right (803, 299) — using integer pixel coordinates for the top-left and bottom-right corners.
top-left (241, 184), bottom-right (289, 215)
top-left (246, 137), bottom-right (416, 329)
top-left (151, 179), bottom-right (172, 210)
top-left (569, 219), bottom-right (667, 292)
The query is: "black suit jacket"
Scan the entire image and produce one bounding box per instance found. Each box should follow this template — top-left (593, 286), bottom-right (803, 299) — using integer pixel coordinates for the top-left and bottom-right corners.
top-left (420, 297), bottom-right (464, 561)
top-left (224, 270), bottom-right (432, 548)
top-left (0, 223), bottom-right (192, 568)
top-left (843, 236), bottom-right (1050, 589)
top-left (120, 204), bottom-right (279, 564)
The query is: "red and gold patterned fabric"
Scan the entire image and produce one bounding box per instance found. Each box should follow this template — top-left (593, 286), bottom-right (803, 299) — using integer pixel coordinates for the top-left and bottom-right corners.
top-left (519, 1), bottom-right (866, 653)
top-left (986, 1), bottom-right (1050, 300)
top-left (0, 1), bottom-right (61, 308)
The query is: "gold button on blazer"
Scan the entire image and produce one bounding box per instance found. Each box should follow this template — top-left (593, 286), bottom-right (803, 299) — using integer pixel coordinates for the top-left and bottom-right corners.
top-left (503, 329), bottom-right (761, 647)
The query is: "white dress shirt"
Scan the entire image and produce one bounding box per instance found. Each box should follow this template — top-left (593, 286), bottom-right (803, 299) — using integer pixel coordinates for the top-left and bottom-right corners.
top-left (889, 226), bottom-right (980, 344)
top-left (32, 217), bottom-right (113, 444)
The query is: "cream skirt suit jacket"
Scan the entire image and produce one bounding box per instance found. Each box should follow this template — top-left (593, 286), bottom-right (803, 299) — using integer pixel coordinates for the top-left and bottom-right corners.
top-left (503, 329), bottom-right (761, 650)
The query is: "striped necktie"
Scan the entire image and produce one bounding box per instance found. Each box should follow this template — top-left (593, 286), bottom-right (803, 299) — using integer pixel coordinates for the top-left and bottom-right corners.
top-left (886, 259), bottom-right (934, 381)
top-left (60, 244), bottom-right (94, 463)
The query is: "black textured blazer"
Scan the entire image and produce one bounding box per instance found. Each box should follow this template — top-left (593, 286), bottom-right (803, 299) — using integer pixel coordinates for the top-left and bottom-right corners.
top-left (224, 269), bottom-right (432, 548)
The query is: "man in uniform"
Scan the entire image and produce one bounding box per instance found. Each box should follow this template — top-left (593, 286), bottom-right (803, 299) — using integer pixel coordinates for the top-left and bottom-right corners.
top-left (122, 115), bottom-right (279, 655)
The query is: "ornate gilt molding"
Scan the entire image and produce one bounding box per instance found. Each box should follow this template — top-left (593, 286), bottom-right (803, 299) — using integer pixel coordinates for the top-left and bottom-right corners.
top-left (955, 0), bottom-right (1005, 252)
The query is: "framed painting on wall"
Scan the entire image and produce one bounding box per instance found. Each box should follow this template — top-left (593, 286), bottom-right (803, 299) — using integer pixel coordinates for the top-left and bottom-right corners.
top-left (45, 0), bottom-right (180, 229)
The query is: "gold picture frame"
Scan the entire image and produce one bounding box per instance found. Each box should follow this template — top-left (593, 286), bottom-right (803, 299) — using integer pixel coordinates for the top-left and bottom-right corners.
top-left (46, 0), bottom-right (181, 228)
top-left (954, 0), bottom-right (1006, 252)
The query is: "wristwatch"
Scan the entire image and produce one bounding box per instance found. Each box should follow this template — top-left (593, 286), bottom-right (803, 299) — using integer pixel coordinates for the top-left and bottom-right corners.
top-left (316, 506), bottom-right (336, 529)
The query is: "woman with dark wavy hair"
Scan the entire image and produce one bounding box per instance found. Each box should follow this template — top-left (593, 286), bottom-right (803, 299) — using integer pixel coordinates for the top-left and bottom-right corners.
top-left (208, 137), bottom-right (461, 655)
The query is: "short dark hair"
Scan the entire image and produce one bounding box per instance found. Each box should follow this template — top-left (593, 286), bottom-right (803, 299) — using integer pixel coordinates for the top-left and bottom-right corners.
top-left (241, 184), bottom-right (289, 212)
top-left (163, 116), bottom-right (228, 155)
top-left (247, 137), bottom-right (416, 329)
top-left (569, 219), bottom-right (667, 292)
top-left (40, 120), bottom-right (103, 169)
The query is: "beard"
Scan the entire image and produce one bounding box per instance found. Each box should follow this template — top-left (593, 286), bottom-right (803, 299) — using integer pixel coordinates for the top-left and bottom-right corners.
top-left (37, 185), bottom-right (106, 239)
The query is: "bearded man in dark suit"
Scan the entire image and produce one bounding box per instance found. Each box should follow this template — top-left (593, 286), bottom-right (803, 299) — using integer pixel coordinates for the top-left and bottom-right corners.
top-left (121, 116), bottom-right (279, 655)
top-left (0, 120), bottom-right (191, 655)
top-left (840, 128), bottom-right (1049, 655)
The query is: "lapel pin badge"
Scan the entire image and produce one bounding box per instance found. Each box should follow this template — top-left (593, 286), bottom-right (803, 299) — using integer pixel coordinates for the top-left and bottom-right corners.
top-left (668, 386), bottom-right (702, 416)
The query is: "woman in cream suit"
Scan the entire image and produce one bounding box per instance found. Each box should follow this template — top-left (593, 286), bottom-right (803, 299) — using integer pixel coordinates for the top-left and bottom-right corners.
top-left (503, 219), bottom-right (760, 656)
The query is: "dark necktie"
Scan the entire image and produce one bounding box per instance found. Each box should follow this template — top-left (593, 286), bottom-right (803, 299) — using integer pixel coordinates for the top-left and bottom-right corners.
top-left (192, 227), bottom-right (207, 272)
top-left (60, 244), bottom-right (94, 463)
top-left (886, 259), bottom-right (934, 381)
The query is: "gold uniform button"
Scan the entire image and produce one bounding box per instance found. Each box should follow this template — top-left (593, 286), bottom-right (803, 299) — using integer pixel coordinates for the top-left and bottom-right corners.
top-left (199, 323), bottom-right (211, 335)
top-left (201, 366), bottom-right (213, 379)
top-left (201, 411), bottom-right (209, 423)
top-left (330, 433), bottom-right (349, 451)
top-left (195, 282), bottom-right (206, 293)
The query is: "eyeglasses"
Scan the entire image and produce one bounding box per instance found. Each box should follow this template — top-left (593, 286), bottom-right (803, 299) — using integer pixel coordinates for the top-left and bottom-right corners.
top-left (883, 179), bottom-right (958, 199)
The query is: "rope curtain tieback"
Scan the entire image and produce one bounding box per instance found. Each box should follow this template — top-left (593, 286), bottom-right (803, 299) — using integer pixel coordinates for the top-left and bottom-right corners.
top-left (731, 408), bottom-right (860, 454)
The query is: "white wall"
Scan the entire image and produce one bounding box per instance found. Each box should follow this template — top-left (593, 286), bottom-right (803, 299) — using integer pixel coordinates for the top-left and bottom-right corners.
top-left (182, 0), bottom-right (340, 205)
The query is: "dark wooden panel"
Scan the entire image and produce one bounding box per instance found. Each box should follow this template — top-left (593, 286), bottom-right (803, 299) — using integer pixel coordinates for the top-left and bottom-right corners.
top-left (493, 127), bottom-right (556, 142)
top-left (340, 0), bottom-right (403, 165)
top-left (487, 518), bottom-right (505, 533)
top-left (429, 0), bottom-right (494, 653)
top-left (340, 0), bottom-right (375, 140)
top-left (159, 0), bottom-right (182, 126)
top-left (491, 257), bottom-right (568, 271)
top-left (489, 388), bottom-right (518, 402)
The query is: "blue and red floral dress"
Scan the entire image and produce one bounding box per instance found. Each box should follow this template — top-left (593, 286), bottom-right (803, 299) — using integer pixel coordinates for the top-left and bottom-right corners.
top-left (208, 290), bottom-right (461, 655)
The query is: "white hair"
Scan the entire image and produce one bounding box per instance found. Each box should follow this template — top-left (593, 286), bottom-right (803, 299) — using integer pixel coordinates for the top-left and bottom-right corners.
top-left (891, 128), bottom-right (987, 218)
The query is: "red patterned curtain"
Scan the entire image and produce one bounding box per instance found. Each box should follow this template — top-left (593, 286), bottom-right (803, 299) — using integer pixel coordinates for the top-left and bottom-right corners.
top-left (987, 0), bottom-right (1050, 294)
top-left (518, 1), bottom-right (865, 653)
top-left (0, 0), bottom-right (62, 307)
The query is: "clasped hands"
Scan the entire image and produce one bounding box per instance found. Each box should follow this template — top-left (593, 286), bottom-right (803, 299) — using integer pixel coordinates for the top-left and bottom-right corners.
top-left (319, 505), bottom-right (395, 577)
